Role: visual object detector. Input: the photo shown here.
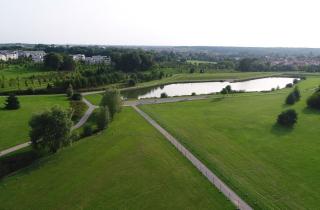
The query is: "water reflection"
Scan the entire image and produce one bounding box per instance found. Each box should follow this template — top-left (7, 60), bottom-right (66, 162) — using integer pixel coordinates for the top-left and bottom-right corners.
top-left (122, 77), bottom-right (297, 99)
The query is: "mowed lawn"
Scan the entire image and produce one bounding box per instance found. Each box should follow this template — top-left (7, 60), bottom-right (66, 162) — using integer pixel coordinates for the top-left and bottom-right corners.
top-left (0, 108), bottom-right (233, 210)
top-left (141, 77), bottom-right (320, 209)
top-left (0, 95), bottom-right (69, 150)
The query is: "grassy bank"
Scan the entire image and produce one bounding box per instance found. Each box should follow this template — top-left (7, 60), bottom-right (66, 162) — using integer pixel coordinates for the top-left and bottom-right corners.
top-left (141, 77), bottom-right (320, 209)
top-left (0, 108), bottom-right (233, 209)
top-left (0, 95), bottom-right (69, 150)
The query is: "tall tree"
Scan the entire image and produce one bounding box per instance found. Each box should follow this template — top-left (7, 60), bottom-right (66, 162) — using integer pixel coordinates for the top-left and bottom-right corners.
top-left (100, 89), bottom-right (122, 118)
top-left (44, 53), bottom-right (63, 70)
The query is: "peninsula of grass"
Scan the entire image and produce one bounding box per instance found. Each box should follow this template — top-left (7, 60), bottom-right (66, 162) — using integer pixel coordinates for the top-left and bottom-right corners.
top-left (140, 77), bottom-right (320, 209)
top-left (0, 95), bottom-right (69, 150)
top-left (0, 108), bottom-right (233, 210)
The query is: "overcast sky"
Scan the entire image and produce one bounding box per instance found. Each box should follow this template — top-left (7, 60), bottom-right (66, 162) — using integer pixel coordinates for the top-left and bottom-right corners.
top-left (1, 0), bottom-right (320, 47)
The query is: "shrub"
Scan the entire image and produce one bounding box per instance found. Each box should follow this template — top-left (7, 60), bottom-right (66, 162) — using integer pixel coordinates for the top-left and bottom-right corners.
top-left (277, 109), bottom-right (298, 127)
top-left (286, 83), bottom-right (293, 88)
top-left (127, 79), bottom-right (136, 87)
top-left (96, 106), bottom-right (110, 131)
top-left (4, 94), bottom-right (20, 110)
top-left (285, 92), bottom-right (297, 105)
top-left (220, 85), bottom-right (232, 94)
top-left (82, 125), bottom-right (93, 137)
top-left (160, 92), bottom-right (168, 98)
top-left (307, 92), bottom-right (320, 110)
top-left (66, 84), bottom-right (74, 97)
top-left (71, 93), bottom-right (82, 101)
top-left (191, 92), bottom-right (196, 96)
top-left (293, 79), bottom-right (299, 84)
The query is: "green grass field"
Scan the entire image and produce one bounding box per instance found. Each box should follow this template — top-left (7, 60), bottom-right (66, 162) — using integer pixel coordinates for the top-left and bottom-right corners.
top-left (0, 95), bottom-right (69, 150)
top-left (141, 77), bottom-right (320, 209)
top-left (0, 108), bottom-right (233, 209)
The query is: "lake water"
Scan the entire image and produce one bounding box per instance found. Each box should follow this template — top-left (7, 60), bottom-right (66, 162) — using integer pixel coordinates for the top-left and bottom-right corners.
top-left (122, 77), bottom-right (297, 99)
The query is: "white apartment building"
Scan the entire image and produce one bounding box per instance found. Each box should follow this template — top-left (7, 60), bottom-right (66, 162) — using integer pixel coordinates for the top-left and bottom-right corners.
top-left (18, 51), bottom-right (46, 62)
top-left (72, 54), bottom-right (86, 61)
top-left (85, 55), bottom-right (111, 65)
top-left (0, 51), bottom-right (18, 61)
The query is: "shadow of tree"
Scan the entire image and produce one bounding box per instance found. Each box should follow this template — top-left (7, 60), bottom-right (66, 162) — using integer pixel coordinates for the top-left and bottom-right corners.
top-left (302, 107), bottom-right (320, 115)
top-left (270, 123), bottom-right (294, 136)
top-left (210, 97), bottom-right (225, 103)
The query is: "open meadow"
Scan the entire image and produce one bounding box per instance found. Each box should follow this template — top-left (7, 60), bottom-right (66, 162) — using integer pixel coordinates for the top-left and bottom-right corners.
top-left (141, 76), bottom-right (320, 209)
top-left (0, 108), bottom-right (233, 210)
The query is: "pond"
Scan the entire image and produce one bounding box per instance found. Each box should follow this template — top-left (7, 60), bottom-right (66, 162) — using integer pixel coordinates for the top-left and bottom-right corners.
top-left (122, 77), bottom-right (297, 99)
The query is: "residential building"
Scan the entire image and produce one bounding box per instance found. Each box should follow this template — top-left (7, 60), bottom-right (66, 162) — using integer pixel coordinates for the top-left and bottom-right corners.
top-left (72, 54), bottom-right (85, 61)
top-left (18, 51), bottom-right (46, 62)
top-left (0, 51), bottom-right (18, 61)
top-left (85, 55), bottom-right (111, 64)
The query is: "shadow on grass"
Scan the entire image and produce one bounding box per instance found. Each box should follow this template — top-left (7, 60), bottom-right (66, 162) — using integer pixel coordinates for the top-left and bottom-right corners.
top-left (210, 97), bottom-right (225, 103)
top-left (0, 149), bottom-right (43, 179)
top-left (302, 107), bottom-right (320, 115)
top-left (271, 123), bottom-right (294, 136)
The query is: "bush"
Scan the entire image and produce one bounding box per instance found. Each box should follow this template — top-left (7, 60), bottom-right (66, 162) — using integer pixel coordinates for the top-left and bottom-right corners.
top-left (71, 93), bottom-right (82, 101)
top-left (127, 79), bottom-right (136, 87)
top-left (70, 101), bottom-right (87, 121)
top-left (66, 84), bottom-right (74, 97)
top-left (160, 92), bottom-right (168, 98)
top-left (191, 92), bottom-right (196, 96)
top-left (96, 106), bottom-right (110, 131)
top-left (82, 125), bottom-right (93, 137)
top-left (285, 92), bottom-right (297, 105)
top-left (220, 85), bottom-right (232, 94)
top-left (4, 94), bottom-right (20, 110)
top-left (307, 92), bottom-right (320, 110)
top-left (277, 109), bottom-right (298, 127)
top-left (286, 83), bottom-right (293, 88)
top-left (293, 79), bottom-right (299, 84)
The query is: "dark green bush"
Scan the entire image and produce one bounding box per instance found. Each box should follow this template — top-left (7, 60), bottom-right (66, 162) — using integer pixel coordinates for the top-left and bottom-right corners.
top-left (307, 92), bottom-right (320, 110)
top-left (160, 92), bottom-right (168, 98)
top-left (277, 109), bottom-right (298, 127)
top-left (4, 94), bottom-right (20, 110)
top-left (71, 93), bottom-right (82, 101)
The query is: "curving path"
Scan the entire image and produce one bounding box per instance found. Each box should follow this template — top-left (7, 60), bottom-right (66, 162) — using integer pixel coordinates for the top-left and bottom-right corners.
top-left (0, 97), bottom-right (98, 158)
top-left (132, 105), bottom-right (253, 210)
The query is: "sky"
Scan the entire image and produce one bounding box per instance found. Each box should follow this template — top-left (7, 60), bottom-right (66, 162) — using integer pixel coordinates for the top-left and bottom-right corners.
top-left (1, 0), bottom-right (320, 47)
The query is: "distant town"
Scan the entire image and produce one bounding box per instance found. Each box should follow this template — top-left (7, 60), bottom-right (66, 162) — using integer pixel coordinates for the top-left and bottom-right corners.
top-left (0, 50), bottom-right (111, 65)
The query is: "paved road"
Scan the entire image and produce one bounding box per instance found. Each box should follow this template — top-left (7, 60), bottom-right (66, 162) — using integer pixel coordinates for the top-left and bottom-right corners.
top-left (123, 95), bottom-right (210, 106)
top-left (72, 98), bottom-right (98, 130)
top-left (0, 97), bottom-right (98, 158)
top-left (132, 105), bottom-right (253, 210)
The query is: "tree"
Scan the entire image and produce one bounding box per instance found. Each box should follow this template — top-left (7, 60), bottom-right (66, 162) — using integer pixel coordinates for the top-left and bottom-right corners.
top-left (82, 124), bottom-right (93, 137)
top-left (4, 94), bottom-right (20, 110)
top-left (66, 84), bottom-right (74, 97)
top-left (44, 53), bottom-right (63, 70)
top-left (61, 54), bottom-right (76, 71)
top-left (29, 106), bottom-right (73, 153)
top-left (100, 89), bottom-right (122, 118)
top-left (71, 93), bottom-right (82, 101)
top-left (96, 106), bottom-right (110, 130)
top-left (307, 92), bottom-right (320, 110)
top-left (285, 92), bottom-right (296, 105)
top-left (277, 109), bottom-right (298, 127)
